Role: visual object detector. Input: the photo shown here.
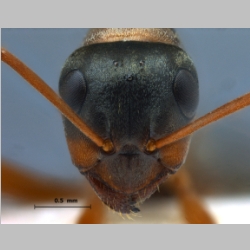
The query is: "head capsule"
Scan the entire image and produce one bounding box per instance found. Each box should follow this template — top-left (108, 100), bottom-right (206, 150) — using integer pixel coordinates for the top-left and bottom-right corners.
top-left (59, 29), bottom-right (199, 213)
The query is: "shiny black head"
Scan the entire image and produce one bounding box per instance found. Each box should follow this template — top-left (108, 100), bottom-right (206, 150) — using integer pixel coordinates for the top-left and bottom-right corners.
top-left (59, 41), bottom-right (199, 213)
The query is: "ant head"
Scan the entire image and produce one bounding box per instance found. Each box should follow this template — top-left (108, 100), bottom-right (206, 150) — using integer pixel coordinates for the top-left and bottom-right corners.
top-left (59, 41), bottom-right (199, 213)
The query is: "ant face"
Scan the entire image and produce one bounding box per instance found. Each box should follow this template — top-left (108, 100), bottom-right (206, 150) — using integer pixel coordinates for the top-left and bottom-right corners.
top-left (59, 41), bottom-right (199, 213)
top-left (2, 29), bottom-right (250, 223)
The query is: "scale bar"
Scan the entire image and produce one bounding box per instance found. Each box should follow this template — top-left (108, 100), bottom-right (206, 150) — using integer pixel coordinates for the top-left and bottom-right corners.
top-left (34, 205), bottom-right (91, 209)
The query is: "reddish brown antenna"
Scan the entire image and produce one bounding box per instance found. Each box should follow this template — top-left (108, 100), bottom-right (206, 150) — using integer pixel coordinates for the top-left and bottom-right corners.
top-left (1, 48), bottom-right (114, 153)
top-left (146, 92), bottom-right (250, 152)
top-left (2, 47), bottom-right (249, 154)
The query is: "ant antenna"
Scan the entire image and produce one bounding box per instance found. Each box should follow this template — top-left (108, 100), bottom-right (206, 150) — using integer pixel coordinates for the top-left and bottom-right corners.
top-left (2, 48), bottom-right (249, 154)
top-left (1, 48), bottom-right (114, 153)
top-left (146, 92), bottom-right (250, 151)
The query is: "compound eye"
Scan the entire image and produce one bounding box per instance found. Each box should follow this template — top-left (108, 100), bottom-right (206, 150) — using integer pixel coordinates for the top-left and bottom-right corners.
top-left (59, 70), bottom-right (86, 113)
top-left (173, 69), bottom-right (199, 119)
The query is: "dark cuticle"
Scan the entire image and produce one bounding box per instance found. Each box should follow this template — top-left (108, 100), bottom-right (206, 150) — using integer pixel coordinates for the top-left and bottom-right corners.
top-left (131, 207), bottom-right (140, 213)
